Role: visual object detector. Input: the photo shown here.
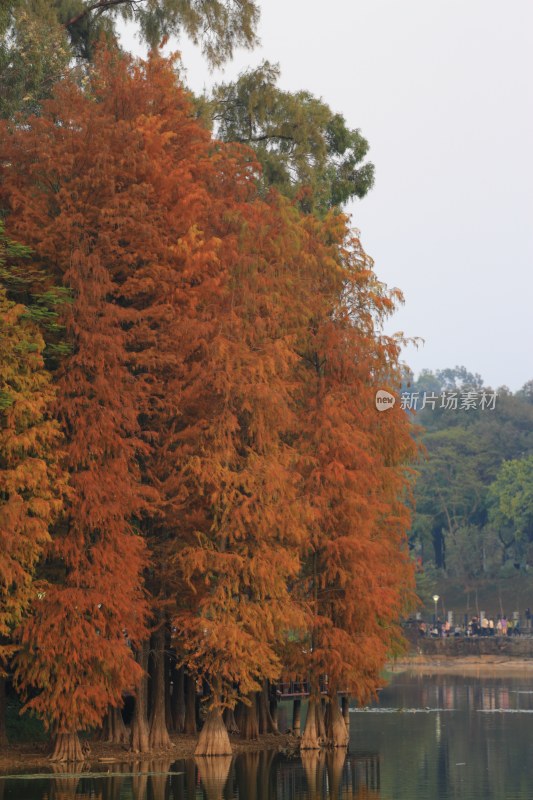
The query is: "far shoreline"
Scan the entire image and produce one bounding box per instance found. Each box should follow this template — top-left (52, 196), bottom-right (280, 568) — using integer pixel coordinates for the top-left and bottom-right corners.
top-left (388, 654), bottom-right (533, 675)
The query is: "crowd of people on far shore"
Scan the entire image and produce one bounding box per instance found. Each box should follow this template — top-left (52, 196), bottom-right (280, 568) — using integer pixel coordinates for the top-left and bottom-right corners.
top-left (417, 609), bottom-right (533, 639)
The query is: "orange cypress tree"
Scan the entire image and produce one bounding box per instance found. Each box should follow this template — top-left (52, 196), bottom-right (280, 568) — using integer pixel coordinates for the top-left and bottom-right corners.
top-left (0, 52), bottom-right (165, 761)
top-left (291, 215), bottom-right (418, 748)
top-left (0, 225), bottom-right (66, 744)
top-left (172, 194), bottom-right (316, 754)
top-left (0, 47), bottom-right (277, 757)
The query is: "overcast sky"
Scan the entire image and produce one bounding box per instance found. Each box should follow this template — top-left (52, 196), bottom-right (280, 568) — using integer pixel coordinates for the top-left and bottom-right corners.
top-left (121, 0), bottom-right (533, 391)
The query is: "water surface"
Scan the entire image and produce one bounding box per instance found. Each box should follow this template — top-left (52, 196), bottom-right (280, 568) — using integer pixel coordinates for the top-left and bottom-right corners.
top-left (2, 673), bottom-right (533, 799)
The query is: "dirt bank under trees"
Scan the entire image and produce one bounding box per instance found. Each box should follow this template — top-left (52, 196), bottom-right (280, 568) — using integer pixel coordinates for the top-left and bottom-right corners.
top-left (0, 732), bottom-right (300, 774)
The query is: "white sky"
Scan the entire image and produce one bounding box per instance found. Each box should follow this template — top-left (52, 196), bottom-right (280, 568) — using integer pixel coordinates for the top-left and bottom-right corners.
top-left (120, 0), bottom-right (533, 391)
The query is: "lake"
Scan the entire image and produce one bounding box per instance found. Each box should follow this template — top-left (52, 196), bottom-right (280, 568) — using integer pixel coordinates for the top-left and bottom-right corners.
top-left (2, 672), bottom-right (533, 799)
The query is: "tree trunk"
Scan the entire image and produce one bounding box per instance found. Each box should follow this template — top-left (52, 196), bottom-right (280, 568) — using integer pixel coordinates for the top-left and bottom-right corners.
top-left (258, 681), bottom-right (279, 734)
top-left (184, 671), bottom-right (197, 735)
top-left (0, 677), bottom-right (7, 747)
top-left (317, 698), bottom-right (326, 740)
top-left (195, 706), bottom-right (232, 756)
top-left (300, 696), bottom-right (320, 750)
top-left (131, 640), bottom-right (150, 753)
top-left (269, 695), bottom-right (279, 732)
top-left (50, 732), bottom-right (84, 762)
top-left (100, 705), bottom-right (129, 745)
top-left (326, 694), bottom-right (348, 747)
top-left (149, 624), bottom-right (172, 749)
top-left (223, 706), bottom-right (239, 733)
top-left (292, 697), bottom-right (301, 735)
top-left (239, 692), bottom-right (259, 740)
top-left (165, 640), bottom-right (173, 732)
top-left (171, 664), bottom-right (185, 733)
top-left (341, 695), bottom-right (350, 731)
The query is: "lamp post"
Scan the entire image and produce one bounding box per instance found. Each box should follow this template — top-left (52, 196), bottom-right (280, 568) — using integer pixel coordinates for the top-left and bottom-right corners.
top-left (433, 594), bottom-right (440, 625)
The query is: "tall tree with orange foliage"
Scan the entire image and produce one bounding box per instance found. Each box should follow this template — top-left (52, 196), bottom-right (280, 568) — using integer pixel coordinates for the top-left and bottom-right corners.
top-left (0, 44), bottom-right (418, 759)
top-left (0, 224), bottom-right (66, 744)
top-left (0, 53), bottom-right (160, 761)
top-left (291, 216), bottom-right (417, 748)
top-left (172, 193), bottom-right (321, 755)
top-left (0, 46), bottom-right (279, 757)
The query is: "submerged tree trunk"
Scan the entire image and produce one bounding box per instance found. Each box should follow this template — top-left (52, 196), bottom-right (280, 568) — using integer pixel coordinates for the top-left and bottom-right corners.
top-left (326, 693), bottom-right (348, 747)
top-left (149, 624), bottom-right (172, 749)
top-left (300, 695), bottom-right (321, 750)
top-left (51, 732), bottom-right (84, 762)
top-left (292, 697), bottom-right (301, 735)
top-left (131, 640), bottom-right (150, 753)
top-left (0, 677), bottom-right (7, 747)
top-left (100, 705), bottom-right (129, 745)
top-left (184, 671), bottom-right (197, 735)
top-left (195, 705), bottom-right (232, 756)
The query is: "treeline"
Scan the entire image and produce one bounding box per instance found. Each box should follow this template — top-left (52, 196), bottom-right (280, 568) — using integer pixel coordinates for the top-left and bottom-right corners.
top-left (408, 366), bottom-right (533, 592)
top-left (0, 3), bottom-right (416, 761)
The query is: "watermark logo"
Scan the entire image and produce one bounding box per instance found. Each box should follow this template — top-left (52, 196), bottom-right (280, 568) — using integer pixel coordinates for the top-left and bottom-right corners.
top-left (400, 390), bottom-right (497, 411)
top-left (375, 389), bottom-right (498, 412)
top-left (375, 389), bottom-right (396, 412)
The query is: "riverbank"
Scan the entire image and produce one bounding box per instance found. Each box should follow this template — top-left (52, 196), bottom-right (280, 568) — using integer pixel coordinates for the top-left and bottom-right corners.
top-left (0, 731), bottom-right (299, 774)
top-left (388, 654), bottom-right (533, 675)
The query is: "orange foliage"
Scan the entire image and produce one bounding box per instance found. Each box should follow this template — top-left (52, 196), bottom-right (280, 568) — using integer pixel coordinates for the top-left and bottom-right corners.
top-left (0, 235), bottom-right (66, 670)
top-left (0, 46), bottom-right (418, 738)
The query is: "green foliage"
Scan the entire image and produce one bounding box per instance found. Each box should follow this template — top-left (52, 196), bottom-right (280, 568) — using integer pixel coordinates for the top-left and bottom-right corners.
top-left (210, 61), bottom-right (374, 214)
top-left (0, 0), bottom-right (72, 118)
top-left (489, 455), bottom-right (533, 553)
top-left (0, 0), bottom-right (259, 117)
top-left (0, 224), bottom-right (72, 365)
top-left (410, 367), bottom-right (533, 577)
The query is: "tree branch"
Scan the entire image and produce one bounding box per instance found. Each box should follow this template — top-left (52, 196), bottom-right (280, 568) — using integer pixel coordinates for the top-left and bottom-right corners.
top-left (64, 0), bottom-right (140, 29)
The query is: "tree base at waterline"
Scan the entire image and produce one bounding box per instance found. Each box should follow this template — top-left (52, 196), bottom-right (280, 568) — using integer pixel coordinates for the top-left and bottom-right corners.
top-left (50, 733), bottom-right (85, 763)
top-left (195, 709), bottom-right (233, 756)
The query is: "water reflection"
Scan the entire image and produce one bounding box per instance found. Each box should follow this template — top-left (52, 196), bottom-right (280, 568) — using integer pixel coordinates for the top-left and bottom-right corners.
top-left (0, 752), bottom-right (380, 800)
top-left (5, 674), bottom-right (533, 799)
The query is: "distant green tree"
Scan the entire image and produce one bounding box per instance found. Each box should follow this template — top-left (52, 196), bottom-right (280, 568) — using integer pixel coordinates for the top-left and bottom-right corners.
top-left (516, 379), bottom-right (533, 405)
top-left (0, 0), bottom-right (260, 117)
top-left (0, 1), bottom-right (71, 118)
top-left (489, 455), bottom-right (533, 568)
top-left (409, 369), bottom-right (533, 573)
top-left (210, 61), bottom-right (374, 214)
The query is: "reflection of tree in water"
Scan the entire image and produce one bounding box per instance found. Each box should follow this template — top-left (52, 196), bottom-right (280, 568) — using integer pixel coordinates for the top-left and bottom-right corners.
top-left (186, 750), bottom-right (382, 799)
top-left (194, 756), bottom-right (232, 800)
top-left (47, 763), bottom-right (100, 800)
top-left (233, 751), bottom-right (278, 800)
top-left (301, 750), bottom-right (326, 798)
